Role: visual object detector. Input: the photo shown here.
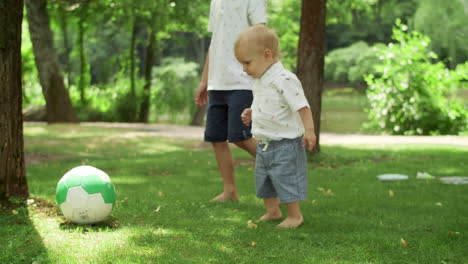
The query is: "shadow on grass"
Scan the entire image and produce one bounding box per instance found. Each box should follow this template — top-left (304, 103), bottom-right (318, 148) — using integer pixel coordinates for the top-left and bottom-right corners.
top-left (0, 200), bottom-right (50, 264)
top-left (58, 216), bottom-right (121, 232)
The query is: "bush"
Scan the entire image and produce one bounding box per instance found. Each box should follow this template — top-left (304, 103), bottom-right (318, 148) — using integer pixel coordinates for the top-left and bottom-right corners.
top-left (325, 41), bottom-right (385, 86)
top-left (365, 20), bottom-right (468, 135)
top-left (151, 57), bottom-right (199, 123)
top-left (69, 77), bottom-right (141, 122)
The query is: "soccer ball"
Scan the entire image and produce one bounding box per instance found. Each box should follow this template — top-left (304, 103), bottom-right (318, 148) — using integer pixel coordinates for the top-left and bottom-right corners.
top-left (56, 165), bottom-right (116, 224)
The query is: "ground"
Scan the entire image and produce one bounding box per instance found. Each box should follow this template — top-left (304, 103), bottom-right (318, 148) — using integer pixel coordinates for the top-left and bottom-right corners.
top-left (25, 122), bottom-right (468, 146)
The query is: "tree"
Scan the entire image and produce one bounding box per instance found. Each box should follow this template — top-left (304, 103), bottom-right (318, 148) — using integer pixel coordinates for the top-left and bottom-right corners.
top-left (0, 0), bottom-right (29, 203)
top-left (412, 0), bottom-right (468, 68)
top-left (25, 0), bottom-right (78, 123)
top-left (296, 0), bottom-right (326, 153)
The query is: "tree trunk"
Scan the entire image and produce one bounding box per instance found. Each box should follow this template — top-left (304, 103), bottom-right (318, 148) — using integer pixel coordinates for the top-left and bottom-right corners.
top-left (0, 0), bottom-right (29, 202)
top-left (58, 4), bottom-right (72, 88)
top-left (296, 0), bottom-right (326, 153)
top-left (25, 0), bottom-right (78, 123)
top-left (190, 105), bottom-right (206, 126)
top-left (138, 29), bottom-right (156, 123)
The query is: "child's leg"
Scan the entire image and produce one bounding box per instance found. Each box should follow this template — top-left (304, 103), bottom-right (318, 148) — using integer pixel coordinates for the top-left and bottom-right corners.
top-left (233, 137), bottom-right (257, 157)
top-left (211, 141), bottom-right (238, 201)
top-left (277, 201), bottom-right (304, 228)
top-left (258, 197), bottom-right (282, 221)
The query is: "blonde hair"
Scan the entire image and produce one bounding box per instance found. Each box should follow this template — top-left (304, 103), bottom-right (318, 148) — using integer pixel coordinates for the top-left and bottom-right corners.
top-left (235, 25), bottom-right (281, 60)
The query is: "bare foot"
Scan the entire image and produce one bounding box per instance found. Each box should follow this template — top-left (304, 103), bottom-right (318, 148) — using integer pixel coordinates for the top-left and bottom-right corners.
top-left (276, 216), bottom-right (304, 229)
top-left (258, 211), bottom-right (283, 222)
top-left (209, 192), bottom-right (238, 202)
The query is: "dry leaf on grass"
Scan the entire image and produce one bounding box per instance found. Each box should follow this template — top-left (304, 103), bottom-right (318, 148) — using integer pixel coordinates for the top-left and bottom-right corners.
top-left (448, 231), bottom-right (460, 235)
top-left (251, 241), bottom-right (257, 247)
top-left (400, 238), bottom-right (409, 248)
top-left (317, 187), bottom-right (333, 195)
top-left (247, 220), bottom-right (258, 229)
top-left (154, 206), bottom-right (161, 213)
top-left (389, 190), bottom-right (395, 197)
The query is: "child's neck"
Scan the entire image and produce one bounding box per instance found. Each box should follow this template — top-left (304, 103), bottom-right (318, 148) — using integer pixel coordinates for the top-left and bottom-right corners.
top-left (259, 60), bottom-right (278, 79)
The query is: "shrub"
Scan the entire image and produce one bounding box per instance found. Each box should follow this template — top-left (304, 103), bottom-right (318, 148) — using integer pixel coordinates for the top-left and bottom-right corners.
top-left (365, 20), bottom-right (468, 135)
top-left (151, 57), bottom-right (199, 123)
top-left (325, 41), bottom-right (384, 86)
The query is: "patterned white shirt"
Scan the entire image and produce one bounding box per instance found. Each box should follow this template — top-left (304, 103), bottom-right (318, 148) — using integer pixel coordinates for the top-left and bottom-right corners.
top-left (251, 62), bottom-right (310, 142)
top-left (207, 0), bottom-right (267, 91)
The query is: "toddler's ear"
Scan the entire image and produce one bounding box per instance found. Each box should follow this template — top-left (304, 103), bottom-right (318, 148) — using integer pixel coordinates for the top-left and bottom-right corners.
top-left (264, 49), bottom-right (273, 57)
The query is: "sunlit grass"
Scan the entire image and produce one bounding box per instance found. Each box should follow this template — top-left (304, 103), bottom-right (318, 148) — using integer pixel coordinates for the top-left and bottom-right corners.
top-left (0, 125), bottom-right (467, 264)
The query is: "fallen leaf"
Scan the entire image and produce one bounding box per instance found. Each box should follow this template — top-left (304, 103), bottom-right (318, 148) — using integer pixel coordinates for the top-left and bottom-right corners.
top-left (448, 231), bottom-right (460, 235)
top-left (233, 209), bottom-right (238, 212)
top-left (325, 189), bottom-right (333, 195)
top-left (389, 190), bottom-right (395, 197)
top-left (251, 241), bottom-right (257, 247)
top-left (247, 220), bottom-right (258, 229)
top-left (400, 238), bottom-right (409, 248)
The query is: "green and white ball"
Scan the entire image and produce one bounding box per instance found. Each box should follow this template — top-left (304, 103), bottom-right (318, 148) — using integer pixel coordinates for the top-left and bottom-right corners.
top-left (56, 165), bottom-right (116, 224)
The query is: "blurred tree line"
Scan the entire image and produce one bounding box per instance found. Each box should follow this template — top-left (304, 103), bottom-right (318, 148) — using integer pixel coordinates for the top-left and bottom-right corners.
top-left (21, 0), bottom-right (468, 131)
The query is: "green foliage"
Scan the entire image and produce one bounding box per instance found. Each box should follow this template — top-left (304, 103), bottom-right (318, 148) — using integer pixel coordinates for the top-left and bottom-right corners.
top-left (66, 57), bottom-right (198, 123)
top-left (325, 41), bottom-right (385, 85)
top-left (326, 0), bottom-right (418, 50)
top-left (152, 57), bottom-right (199, 123)
top-left (21, 20), bottom-right (44, 108)
top-left (365, 20), bottom-right (468, 135)
top-left (268, 0), bottom-right (301, 71)
top-left (412, 0), bottom-right (468, 68)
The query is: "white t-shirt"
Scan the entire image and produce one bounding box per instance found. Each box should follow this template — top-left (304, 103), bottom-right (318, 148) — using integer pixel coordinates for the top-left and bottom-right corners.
top-left (207, 0), bottom-right (267, 91)
top-left (251, 62), bottom-right (310, 142)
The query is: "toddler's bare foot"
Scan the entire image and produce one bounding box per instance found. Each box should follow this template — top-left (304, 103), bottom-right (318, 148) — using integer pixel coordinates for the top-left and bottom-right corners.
top-left (258, 211), bottom-right (282, 221)
top-left (210, 192), bottom-right (238, 202)
top-left (276, 216), bottom-right (304, 229)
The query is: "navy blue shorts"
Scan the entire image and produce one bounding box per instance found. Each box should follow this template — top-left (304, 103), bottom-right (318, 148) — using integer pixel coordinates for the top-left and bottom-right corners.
top-left (204, 90), bottom-right (253, 143)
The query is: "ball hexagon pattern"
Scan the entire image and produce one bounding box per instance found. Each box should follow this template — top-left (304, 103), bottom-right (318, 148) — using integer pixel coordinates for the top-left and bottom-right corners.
top-left (56, 165), bottom-right (116, 224)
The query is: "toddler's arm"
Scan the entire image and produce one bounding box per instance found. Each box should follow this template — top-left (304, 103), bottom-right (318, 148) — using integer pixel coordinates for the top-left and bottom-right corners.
top-left (241, 108), bottom-right (252, 126)
top-left (298, 107), bottom-right (316, 151)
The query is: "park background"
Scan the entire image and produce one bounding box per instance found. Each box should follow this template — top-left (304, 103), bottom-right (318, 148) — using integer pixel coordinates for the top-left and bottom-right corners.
top-left (1, 0), bottom-right (468, 263)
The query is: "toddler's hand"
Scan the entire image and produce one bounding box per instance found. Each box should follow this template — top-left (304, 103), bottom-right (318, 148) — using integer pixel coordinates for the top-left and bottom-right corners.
top-left (241, 108), bottom-right (252, 126)
top-left (302, 129), bottom-right (316, 152)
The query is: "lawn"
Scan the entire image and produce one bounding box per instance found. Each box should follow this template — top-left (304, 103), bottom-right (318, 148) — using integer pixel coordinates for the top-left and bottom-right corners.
top-left (1, 125), bottom-right (467, 264)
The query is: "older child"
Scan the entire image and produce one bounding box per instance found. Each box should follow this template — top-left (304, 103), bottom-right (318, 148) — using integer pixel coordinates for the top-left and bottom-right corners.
top-left (235, 25), bottom-right (316, 228)
top-left (194, 0), bottom-right (267, 202)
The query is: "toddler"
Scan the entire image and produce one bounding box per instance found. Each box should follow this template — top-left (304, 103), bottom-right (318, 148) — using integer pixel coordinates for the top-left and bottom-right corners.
top-left (235, 25), bottom-right (316, 228)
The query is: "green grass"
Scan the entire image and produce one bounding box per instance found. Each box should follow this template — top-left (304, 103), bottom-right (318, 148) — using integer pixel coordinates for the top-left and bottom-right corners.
top-left (1, 125), bottom-right (467, 264)
top-left (321, 88), bottom-right (369, 134)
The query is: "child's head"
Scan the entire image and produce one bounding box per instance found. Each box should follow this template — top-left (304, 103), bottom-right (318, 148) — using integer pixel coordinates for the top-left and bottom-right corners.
top-left (234, 25), bottom-right (281, 78)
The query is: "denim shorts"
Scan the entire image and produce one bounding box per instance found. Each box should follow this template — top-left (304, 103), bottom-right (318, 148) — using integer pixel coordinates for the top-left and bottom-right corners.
top-left (255, 137), bottom-right (308, 203)
top-left (204, 90), bottom-right (253, 143)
